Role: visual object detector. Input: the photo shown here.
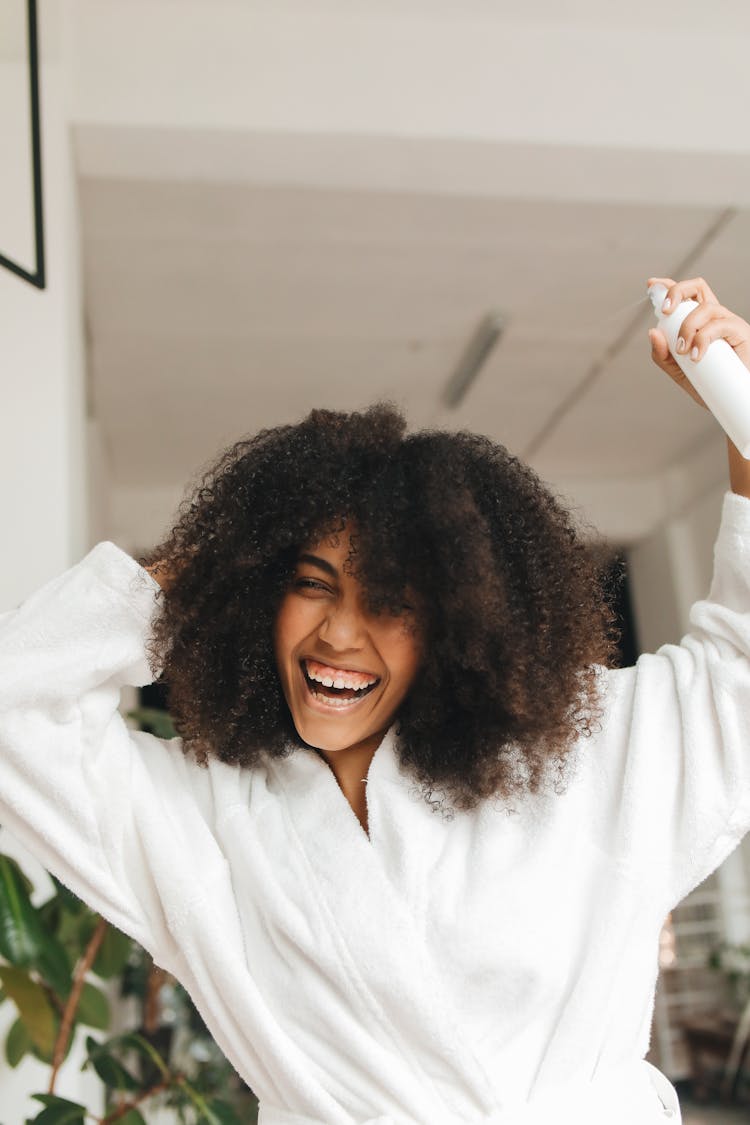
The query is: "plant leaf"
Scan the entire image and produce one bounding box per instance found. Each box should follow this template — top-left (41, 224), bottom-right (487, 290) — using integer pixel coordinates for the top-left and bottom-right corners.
top-left (48, 874), bottom-right (84, 913)
top-left (117, 1112), bottom-right (147, 1125)
top-left (27, 1093), bottom-right (87, 1124)
top-left (92, 924), bottom-right (133, 979)
top-left (202, 1099), bottom-right (244, 1125)
top-left (0, 852), bottom-right (35, 896)
top-left (0, 855), bottom-right (42, 963)
top-left (127, 707), bottom-right (177, 739)
top-left (36, 898), bottom-right (61, 934)
top-left (0, 856), bottom-right (72, 996)
top-left (115, 1031), bottom-right (171, 1079)
top-left (75, 981), bottom-right (110, 1030)
top-left (0, 966), bottom-right (57, 1057)
top-left (180, 1081), bottom-right (240, 1125)
top-left (83, 1034), bottom-right (140, 1091)
top-left (36, 938), bottom-right (73, 1000)
top-left (5, 1016), bottom-right (32, 1067)
top-left (29, 1033), bottom-right (74, 1067)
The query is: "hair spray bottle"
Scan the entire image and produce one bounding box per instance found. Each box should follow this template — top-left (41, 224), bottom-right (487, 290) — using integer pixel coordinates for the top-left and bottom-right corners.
top-left (648, 283), bottom-right (750, 457)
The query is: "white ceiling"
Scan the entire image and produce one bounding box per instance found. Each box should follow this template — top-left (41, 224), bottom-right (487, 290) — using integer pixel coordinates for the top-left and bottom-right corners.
top-left (70, 0), bottom-right (750, 547)
top-left (80, 172), bottom-right (746, 507)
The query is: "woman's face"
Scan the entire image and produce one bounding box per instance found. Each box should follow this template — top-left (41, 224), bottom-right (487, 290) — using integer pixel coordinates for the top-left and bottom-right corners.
top-left (273, 524), bottom-right (422, 756)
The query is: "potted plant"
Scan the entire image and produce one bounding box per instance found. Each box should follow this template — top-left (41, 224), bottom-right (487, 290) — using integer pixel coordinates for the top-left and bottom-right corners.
top-left (0, 705), bottom-right (259, 1124)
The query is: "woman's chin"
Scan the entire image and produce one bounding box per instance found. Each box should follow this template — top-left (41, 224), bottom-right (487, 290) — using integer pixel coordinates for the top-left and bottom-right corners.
top-left (289, 705), bottom-right (392, 756)
top-left (294, 716), bottom-right (367, 754)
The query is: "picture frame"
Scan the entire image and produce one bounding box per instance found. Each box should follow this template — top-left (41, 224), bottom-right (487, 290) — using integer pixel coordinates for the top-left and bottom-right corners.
top-left (0, 0), bottom-right (44, 289)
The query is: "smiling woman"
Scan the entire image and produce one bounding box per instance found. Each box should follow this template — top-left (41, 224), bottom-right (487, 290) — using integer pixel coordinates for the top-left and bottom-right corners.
top-left (273, 525), bottom-right (424, 832)
top-left (4, 320), bottom-right (750, 1123)
top-left (140, 400), bottom-right (619, 817)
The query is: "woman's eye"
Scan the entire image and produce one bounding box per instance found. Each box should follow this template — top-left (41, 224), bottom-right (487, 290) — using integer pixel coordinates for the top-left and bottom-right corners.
top-left (294, 578), bottom-right (330, 593)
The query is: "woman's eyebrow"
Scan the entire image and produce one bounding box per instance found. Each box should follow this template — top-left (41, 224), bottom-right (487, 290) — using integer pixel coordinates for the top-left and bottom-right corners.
top-left (297, 553), bottom-right (338, 579)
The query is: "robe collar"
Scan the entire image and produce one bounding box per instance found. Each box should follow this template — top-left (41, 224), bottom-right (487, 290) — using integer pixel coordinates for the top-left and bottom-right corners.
top-left (264, 723), bottom-right (500, 1119)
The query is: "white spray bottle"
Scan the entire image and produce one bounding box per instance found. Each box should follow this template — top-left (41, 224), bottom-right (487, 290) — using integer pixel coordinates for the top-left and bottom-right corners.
top-left (648, 283), bottom-right (750, 458)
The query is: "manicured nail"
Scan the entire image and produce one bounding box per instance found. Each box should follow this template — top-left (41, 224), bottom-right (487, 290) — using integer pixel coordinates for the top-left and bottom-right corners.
top-left (662, 298), bottom-right (672, 311)
top-left (691, 346), bottom-right (699, 361)
top-left (676, 337), bottom-right (686, 353)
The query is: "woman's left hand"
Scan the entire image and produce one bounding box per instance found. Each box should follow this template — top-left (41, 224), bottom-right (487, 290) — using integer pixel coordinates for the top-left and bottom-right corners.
top-left (646, 276), bottom-right (750, 411)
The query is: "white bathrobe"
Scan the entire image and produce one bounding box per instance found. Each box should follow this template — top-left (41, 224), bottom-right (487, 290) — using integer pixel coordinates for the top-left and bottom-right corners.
top-left (2, 491), bottom-right (750, 1125)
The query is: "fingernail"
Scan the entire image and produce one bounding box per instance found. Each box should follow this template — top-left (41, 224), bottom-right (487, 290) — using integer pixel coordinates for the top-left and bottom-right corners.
top-left (691, 346), bottom-right (699, 361)
top-left (676, 337), bottom-right (686, 353)
top-left (662, 298), bottom-right (672, 311)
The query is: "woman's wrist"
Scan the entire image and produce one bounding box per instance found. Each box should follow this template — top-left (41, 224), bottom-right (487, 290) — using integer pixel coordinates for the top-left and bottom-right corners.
top-left (727, 435), bottom-right (750, 499)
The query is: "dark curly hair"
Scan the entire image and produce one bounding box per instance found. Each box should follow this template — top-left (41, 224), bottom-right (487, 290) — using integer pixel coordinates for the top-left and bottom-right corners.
top-left (142, 402), bottom-right (620, 812)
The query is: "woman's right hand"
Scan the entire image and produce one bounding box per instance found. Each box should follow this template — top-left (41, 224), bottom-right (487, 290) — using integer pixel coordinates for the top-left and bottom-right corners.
top-left (647, 276), bottom-right (750, 410)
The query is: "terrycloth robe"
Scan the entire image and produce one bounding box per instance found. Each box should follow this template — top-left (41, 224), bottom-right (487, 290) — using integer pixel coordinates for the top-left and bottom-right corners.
top-left (2, 491), bottom-right (750, 1124)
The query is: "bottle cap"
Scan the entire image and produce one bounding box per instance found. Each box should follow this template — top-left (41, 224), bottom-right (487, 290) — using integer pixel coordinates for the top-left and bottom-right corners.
top-left (648, 283), bottom-right (669, 315)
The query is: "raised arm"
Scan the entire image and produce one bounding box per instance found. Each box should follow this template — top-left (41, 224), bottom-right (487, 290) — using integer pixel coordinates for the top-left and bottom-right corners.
top-left (580, 278), bottom-right (750, 907)
top-left (0, 543), bottom-right (217, 970)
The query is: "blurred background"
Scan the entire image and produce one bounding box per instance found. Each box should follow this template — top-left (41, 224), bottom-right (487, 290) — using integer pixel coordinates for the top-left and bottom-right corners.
top-left (2, 0), bottom-right (750, 1120)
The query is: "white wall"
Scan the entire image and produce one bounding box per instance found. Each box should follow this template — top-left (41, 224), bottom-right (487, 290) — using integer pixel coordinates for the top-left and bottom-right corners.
top-left (0, 9), bottom-right (103, 1117)
top-left (0, 86), bottom-right (87, 606)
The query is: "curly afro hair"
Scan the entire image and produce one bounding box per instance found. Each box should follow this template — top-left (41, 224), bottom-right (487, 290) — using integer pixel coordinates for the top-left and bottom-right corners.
top-left (142, 401), bottom-right (621, 812)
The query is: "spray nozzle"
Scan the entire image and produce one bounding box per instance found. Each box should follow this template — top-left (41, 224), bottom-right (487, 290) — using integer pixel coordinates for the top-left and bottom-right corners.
top-left (647, 283), bottom-right (669, 315)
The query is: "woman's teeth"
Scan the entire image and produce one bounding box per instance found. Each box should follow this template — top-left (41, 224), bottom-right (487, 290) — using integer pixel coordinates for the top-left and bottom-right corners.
top-left (308, 691), bottom-right (366, 709)
top-left (302, 659), bottom-right (380, 708)
top-left (304, 659), bottom-right (378, 691)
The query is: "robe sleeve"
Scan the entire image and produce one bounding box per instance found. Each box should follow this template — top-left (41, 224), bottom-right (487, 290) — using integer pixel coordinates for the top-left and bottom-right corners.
top-left (0, 542), bottom-right (212, 971)
top-left (586, 489), bottom-right (750, 911)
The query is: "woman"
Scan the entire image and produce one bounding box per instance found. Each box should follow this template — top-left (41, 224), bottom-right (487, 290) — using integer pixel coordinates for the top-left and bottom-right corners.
top-left (1, 277), bottom-right (750, 1124)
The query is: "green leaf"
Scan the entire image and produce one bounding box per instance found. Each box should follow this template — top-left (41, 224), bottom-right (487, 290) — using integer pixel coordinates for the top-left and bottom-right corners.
top-left (71, 910), bottom-right (99, 949)
top-left (0, 852), bottom-right (35, 897)
top-left (5, 1016), bottom-right (32, 1067)
top-left (27, 1093), bottom-right (86, 1124)
top-left (83, 1034), bottom-right (140, 1091)
top-left (48, 874), bottom-right (84, 913)
top-left (92, 924), bottom-right (133, 979)
top-left (28, 1032), bottom-right (74, 1067)
top-left (0, 966), bottom-right (57, 1057)
top-left (180, 1082), bottom-right (241, 1125)
top-left (36, 939), bottom-right (73, 1000)
top-left (114, 1031), bottom-right (171, 1079)
top-left (0, 855), bottom-right (43, 963)
top-left (75, 981), bottom-right (110, 1030)
top-left (37, 897), bottom-right (62, 934)
top-left (202, 1099), bottom-right (244, 1125)
top-left (117, 1112), bottom-right (147, 1125)
top-left (127, 707), bottom-right (177, 739)
top-left (0, 856), bottom-right (72, 996)
top-left (56, 908), bottom-right (87, 953)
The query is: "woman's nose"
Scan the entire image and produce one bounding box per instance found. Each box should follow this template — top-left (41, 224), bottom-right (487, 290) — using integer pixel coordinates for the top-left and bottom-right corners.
top-left (317, 599), bottom-right (367, 651)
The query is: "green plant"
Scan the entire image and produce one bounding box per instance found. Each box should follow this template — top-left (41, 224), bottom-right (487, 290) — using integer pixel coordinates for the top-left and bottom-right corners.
top-left (0, 706), bottom-right (259, 1124)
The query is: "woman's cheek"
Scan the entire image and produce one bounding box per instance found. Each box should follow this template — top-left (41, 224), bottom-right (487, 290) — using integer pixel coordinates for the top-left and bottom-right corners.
top-left (273, 595), bottom-right (320, 665)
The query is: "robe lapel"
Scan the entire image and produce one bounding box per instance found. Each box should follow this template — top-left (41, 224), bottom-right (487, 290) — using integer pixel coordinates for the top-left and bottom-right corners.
top-left (269, 727), bottom-right (500, 1121)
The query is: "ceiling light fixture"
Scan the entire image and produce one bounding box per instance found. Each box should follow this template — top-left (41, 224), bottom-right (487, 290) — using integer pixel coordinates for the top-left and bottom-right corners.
top-left (442, 310), bottom-right (505, 409)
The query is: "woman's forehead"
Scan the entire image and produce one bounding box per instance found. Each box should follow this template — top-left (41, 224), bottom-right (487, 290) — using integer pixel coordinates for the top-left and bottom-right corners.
top-left (295, 524), bottom-right (420, 593)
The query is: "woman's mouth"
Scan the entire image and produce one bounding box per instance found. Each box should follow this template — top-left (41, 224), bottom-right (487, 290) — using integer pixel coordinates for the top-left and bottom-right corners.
top-left (300, 658), bottom-right (381, 712)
